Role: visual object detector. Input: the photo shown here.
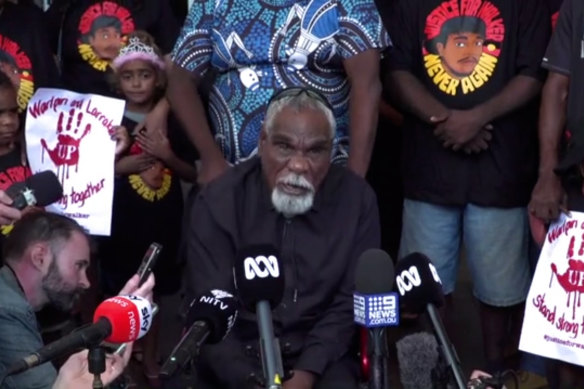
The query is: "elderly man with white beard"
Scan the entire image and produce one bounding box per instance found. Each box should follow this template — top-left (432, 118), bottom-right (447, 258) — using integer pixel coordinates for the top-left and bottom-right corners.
top-left (184, 87), bottom-right (381, 389)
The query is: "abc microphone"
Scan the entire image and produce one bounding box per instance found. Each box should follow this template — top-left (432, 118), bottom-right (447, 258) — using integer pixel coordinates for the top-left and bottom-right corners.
top-left (160, 290), bottom-right (238, 378)
top-left (353, 249), bottom-right (399, 389)
top-left (395, 253), bottom-right (466, 389)
top-left (6, 170), bottom-right (63, 210)
top-left (4, 295), bottom-right (152, 377)
top-left (233, 245), bottom-right (285, 389)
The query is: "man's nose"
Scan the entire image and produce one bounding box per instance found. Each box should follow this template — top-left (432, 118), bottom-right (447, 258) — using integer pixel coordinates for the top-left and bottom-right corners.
top-left (288, 153), bottom-right (309, 173)
top-left (79, 271), bottom-right (90, 289)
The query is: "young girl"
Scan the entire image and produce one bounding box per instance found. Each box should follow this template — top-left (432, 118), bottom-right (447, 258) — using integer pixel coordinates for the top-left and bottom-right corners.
top-left (100, 30), bottom-right (197, 387)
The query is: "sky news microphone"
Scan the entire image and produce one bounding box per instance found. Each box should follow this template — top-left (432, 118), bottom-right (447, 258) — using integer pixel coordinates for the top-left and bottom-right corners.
top-left (354, 248), bottom-right (398, 389)
top-left (234, 245), bottom-right (285, 388)
top-left (6, 170), bottom-right (63, 210)
top-left (4, 295), bottom-right (152, 377)
top-left (160, 290), bottom-right (238, 378)
top-left (395, 253), bottom-right (466, 389)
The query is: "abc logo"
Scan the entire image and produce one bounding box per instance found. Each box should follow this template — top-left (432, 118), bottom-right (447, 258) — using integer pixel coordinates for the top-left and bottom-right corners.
top-left (244, 255), bottom-right (280, 280)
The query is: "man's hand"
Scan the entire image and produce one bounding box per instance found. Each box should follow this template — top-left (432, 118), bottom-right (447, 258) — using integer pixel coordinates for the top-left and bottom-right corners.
top-left (432, 109), bottom-right (488, 150)
top-left (283, 370), bottom-right (316, 389)
top-left (118, 273), bottom-right (155, 303)
top-left (468, 370), bottom-right (507, 389)
top-left (53, 346), bottom-right (132, 389)
top-left (529, 172), bottom-right (567, 223)
top-left (0, 190), bottom-right (21, 226)
top-left (462, 125), bottom-right (494, 154)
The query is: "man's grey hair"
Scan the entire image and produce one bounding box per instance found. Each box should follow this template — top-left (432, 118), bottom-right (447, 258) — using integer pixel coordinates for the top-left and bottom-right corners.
top-left (263, 91), bottom-right (336, 139)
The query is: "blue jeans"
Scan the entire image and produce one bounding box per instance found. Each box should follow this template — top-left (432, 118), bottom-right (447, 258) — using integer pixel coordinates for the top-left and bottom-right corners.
top-left (399, 200), bottom-right (531, 306)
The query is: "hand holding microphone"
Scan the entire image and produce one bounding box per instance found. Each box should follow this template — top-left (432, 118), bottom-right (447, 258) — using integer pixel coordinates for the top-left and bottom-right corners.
top-left (3, 295), bottom-right (153, 378)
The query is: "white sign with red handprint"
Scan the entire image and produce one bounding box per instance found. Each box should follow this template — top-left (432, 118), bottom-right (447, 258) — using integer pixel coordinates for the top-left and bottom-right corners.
top-left (25, 88), bottom-right (125, 235)
top-left (520, 211), bottom-right (584, 366)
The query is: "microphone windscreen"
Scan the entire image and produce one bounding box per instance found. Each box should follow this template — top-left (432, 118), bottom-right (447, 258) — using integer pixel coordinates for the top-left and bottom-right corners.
top-left (26, 171), bottom-right (63, 206)
top-left (355, 248), bottom-right (395, 293)
top-left (233, 244), bottom-right (285, 311)
top-left (93, 295), bottom-right (152, 343)
top-left (395, 253), bottom-right (444, 314)
top-left (396, 332), bottom-right (439, 389)
top-left (186, 290), bottom-right (238, 343)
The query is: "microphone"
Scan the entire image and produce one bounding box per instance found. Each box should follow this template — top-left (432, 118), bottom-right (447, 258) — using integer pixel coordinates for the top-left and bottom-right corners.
top-left (353, 248), bottom-right (398, 389)
top-left (233, 245), bottom-right (285, 388)
top-left (395, 253), bottom-right (466, 389)
top-left (396, 332), bottom-right (439, 389)
top-left (6, 170), bottom-right (63, 209)
top-left (159, 289), bottom-right (238, 378)
top-left (4, 295), bottom-right (152, 377)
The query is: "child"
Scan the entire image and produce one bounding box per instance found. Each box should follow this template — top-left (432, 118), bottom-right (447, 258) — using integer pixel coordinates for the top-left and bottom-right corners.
top-left (101, 30), bottom-right (197, 387)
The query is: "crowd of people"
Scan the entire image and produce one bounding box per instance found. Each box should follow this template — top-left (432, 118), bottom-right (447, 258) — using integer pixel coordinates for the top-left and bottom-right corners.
top-left (0, 0), bottom-right (581, 388)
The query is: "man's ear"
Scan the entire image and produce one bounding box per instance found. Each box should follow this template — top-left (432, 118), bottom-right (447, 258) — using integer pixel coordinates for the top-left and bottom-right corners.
top-left (29, 243), bottom-right (50, 272)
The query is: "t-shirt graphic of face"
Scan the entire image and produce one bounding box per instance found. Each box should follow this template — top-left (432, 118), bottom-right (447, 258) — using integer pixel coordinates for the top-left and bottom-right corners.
top-left (77, 1), bottom-right (135, 72)
top-left (423, 0), bottom-right (504, 96)
top-left (0, 37), bottom-right (34, 112)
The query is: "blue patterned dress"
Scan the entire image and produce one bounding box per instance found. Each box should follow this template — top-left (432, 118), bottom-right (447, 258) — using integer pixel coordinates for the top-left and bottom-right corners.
top-left (172, 0), bottom-right (390, 164)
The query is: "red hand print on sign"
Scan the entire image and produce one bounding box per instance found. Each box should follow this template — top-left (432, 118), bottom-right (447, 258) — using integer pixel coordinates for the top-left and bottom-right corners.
top-left (40, 109), bottom-right (91, 184)
top-left (551, 255), bottom-right (584, 320)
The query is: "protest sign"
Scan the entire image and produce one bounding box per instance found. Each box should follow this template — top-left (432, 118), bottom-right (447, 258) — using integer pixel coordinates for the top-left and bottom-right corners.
top-left (25, 88), bottom-right (125, 235)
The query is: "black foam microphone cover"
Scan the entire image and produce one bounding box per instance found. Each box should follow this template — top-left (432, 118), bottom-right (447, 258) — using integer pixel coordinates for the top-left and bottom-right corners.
top-left (355, 248), bottom-right (395, 294)
top-left (26, 171), bottom-right (63, 206)
top-left (233, 244), bottom-right (285, 312)
top-left (186, 291), bottom-right (238, 343)
top-left (395, 252), bottom-right (445, 314)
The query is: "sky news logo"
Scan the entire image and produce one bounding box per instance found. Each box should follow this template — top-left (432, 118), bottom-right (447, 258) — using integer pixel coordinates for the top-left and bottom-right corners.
top-left (353, 292), bottom-right (399, 328)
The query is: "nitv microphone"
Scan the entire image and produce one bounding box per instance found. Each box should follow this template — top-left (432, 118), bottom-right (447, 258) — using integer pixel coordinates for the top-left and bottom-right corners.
top-left (160, 289), bottom-right (238, 378)
top-left (234, 245), bottom-right (285, 389)
top-left (354, 248), bottom-right (398, 389)
top-left (6, 170), bottom-right (63, 209)
top-left (395, 253), bottom-right (466, 389)
top-left (4, 295), bottom-right (152, 377)
top-left (396, 332), bottom-right (439, 389)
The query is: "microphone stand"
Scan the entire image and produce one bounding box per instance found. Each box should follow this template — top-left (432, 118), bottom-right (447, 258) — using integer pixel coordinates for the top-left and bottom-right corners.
top-left (369, 328), bottom-right (390, 389)
top-left (257, 301), bottom-right (284, 389)
top-left (88, 346), bottom-right (106, 389)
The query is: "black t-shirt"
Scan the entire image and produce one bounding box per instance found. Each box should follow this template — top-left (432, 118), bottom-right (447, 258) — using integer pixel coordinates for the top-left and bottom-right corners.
top-left (46, 0), bottom-right (179, 96)
top-left (387, 0), bottom-right (550, 207)
top-left (0, 2), bottom-right (60, 112)
top-left (543, 0), bottom-right (583, 142)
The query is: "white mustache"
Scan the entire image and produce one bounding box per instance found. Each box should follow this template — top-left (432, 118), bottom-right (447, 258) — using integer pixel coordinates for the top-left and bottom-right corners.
top-left (278, 174), bottom-right (314, 192)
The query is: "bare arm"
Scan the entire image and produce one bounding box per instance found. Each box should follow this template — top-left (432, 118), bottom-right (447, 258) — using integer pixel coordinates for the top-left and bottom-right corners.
top-left (166, 62), bottom-right (227, 184)
top-left (343, 49), bottom-right (382, 177)
top-left (388, 70), bottom-right (450, 124)
top-left (529, 72), bottom-right (569, 228)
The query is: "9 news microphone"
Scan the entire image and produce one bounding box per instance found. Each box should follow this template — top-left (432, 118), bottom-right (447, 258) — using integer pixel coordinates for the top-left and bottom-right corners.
top-left (4, 295), bottom-right (152, 377)
top-left (6, 170), bottom-right (63, 209)
top-left (234, 245), bottom-right (285, 389)
top-left (160, 289), bottom-right (238, 378)
top-left (395, 253), bottom-right (466, 389)
top-left (354, 248), bottom-right (399, 389)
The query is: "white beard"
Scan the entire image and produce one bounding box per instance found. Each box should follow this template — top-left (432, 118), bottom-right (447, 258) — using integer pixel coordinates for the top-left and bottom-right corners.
top-left (271, 174), bottom-right (314, 217)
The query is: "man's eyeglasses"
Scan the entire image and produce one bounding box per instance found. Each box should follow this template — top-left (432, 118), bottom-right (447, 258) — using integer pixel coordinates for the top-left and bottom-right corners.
top-left (268, 87), bottom-right (333, 111)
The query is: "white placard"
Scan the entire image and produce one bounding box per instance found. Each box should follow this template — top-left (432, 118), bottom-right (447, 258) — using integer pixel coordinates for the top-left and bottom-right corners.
top-left (520, 211), bottom-right (584, 366)
top-left (25, 88), bottom-right (125, 236)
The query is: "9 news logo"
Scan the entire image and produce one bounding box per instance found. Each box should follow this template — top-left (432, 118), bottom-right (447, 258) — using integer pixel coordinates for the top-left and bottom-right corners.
top-left (354, 293), bottom-right (399, 327)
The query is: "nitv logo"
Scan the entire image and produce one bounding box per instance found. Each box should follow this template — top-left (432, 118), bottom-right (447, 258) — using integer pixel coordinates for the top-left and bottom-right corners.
top-left (244, 255), bottom-right (280, 279)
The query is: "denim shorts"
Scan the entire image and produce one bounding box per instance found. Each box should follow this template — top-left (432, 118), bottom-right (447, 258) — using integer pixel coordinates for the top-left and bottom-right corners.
top-left (398, 199), bottom-right (531, 306)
